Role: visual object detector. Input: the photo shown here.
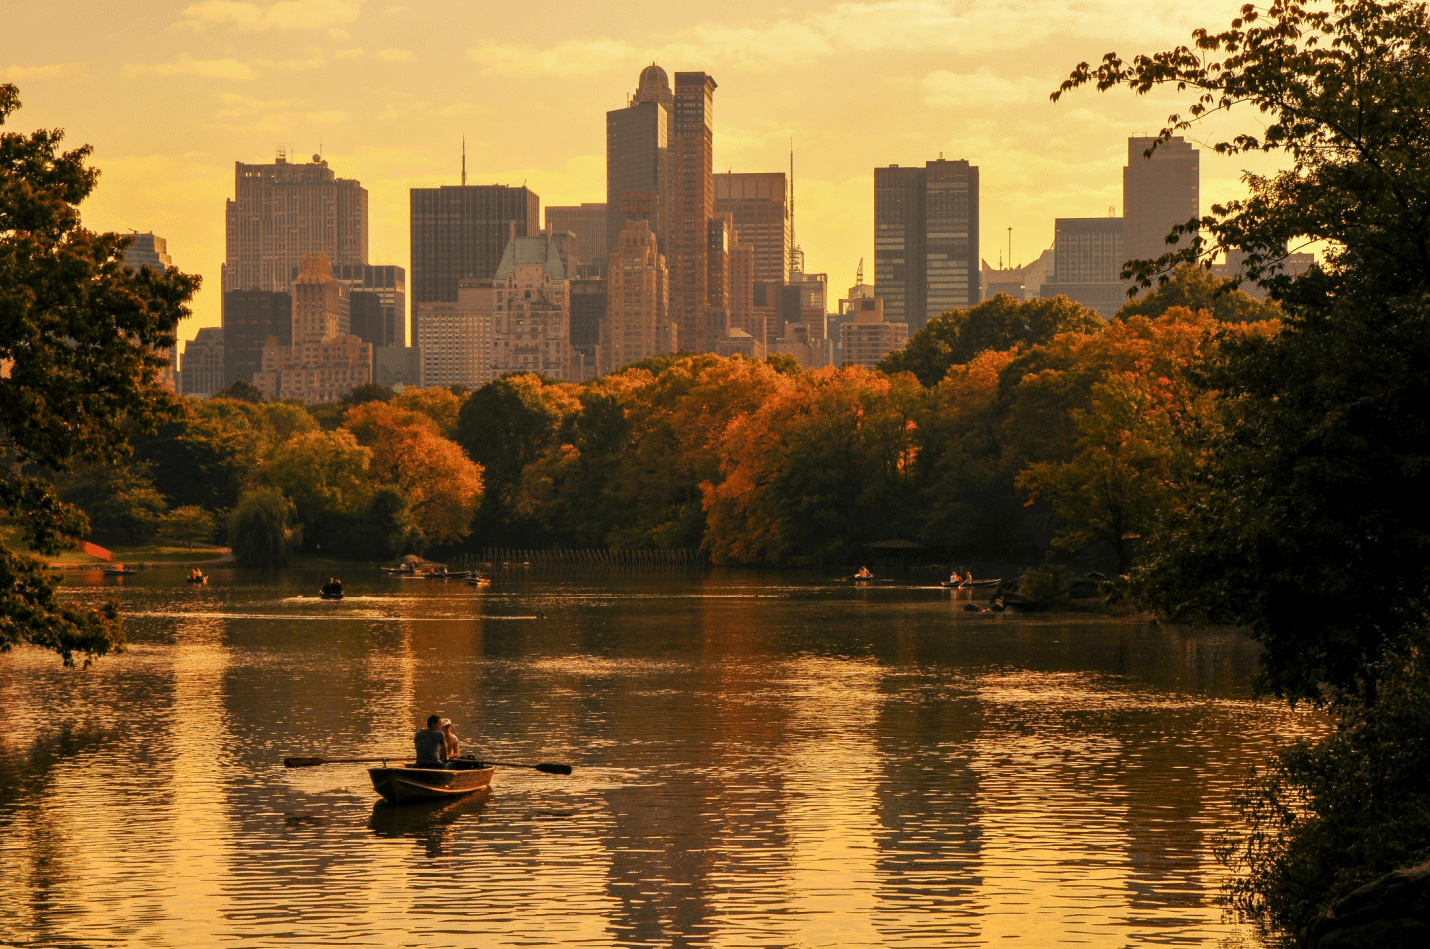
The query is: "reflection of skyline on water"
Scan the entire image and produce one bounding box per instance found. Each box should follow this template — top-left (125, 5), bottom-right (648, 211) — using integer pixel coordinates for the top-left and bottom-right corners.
top-left (0, 570), bottom-right (1319, 946)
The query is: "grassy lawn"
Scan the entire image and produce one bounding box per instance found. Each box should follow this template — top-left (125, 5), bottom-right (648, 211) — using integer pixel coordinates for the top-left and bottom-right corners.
top-left (3, 526), bottom-right (230, 565)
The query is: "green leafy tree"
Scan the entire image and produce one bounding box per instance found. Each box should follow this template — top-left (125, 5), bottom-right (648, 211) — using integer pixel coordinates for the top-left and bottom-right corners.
top-left (213, 380), bottom-right (263, 403)
top-left (879, 294), bottom-right (1103, 386)
top-left (132, 400), bottom-right (259, 513)
top-left (1, 84), bottom-right (197, 665)
top-left (1114, 265), bottom-right (1280, 323)
top-left (267, 428), bottom-right (374, 550)
top-left (1057, 0), bottom-right (1430, 932)
top-left (160, 505), bottom-right (216, 550)
top-left (228, 487), bottom-right (300, 567)
top-left (340, 382), bottom-right (394, 406)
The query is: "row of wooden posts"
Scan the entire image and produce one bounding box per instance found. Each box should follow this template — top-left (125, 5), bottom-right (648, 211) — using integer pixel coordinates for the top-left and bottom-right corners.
top-left (448, 549), bottom-right (707, 570)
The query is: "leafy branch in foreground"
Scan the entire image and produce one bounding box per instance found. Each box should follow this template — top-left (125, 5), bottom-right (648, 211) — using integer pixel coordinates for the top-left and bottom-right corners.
top-left (1054, 0), bottom-right (1430, 300)
top-left (1, 83), bottom-right (198, 665)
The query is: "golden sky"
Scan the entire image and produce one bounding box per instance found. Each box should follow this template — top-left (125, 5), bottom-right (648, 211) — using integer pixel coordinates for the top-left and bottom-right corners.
top-left (5, 0), bottom-right (1284, 345)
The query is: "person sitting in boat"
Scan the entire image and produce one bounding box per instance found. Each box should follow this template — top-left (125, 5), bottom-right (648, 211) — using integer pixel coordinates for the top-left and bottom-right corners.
top-left (854, 566), bottom-right (874, 579)
top-left (440, 718), bottom-right (461, 759)
top-left (414, 714), bottom-right (448, 769)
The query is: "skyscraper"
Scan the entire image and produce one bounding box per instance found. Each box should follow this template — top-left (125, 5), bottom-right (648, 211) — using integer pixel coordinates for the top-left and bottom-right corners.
top-left (713, 172), bottom-right (789, 288)
top-left (222, 290), bottom-right (292, 388)
top-left (1123, 136), bottom-right (1199, 265)
top-left (602, 219), bottom-right (673, 373)
top-left (1038, 218), bottom-right (1125, 318)
top-left (874, 158), bottom-right (980, 332)
top-left (607, 66), bottom-right (670, 262)
top-left (122, 232), bottom-right (178, 391)
top-left (873, 165), bottom-right (926, 329)
top-left (123, 232), bottom-right (172, 272)
top-left (546, 203), bottom-right (609, 272)
top-left (409, 184), bottom-right (539, 343)
top-left (223, 154), bottom-right (367, 295)
top-left (330, 263), bottom-right (406, 348)
top-left (668, 71), bottom-right (718, 351)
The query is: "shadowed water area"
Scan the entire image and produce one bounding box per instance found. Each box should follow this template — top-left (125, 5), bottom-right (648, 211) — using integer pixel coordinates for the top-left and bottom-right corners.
top-left (0, 569), bottom-right (1318, 947)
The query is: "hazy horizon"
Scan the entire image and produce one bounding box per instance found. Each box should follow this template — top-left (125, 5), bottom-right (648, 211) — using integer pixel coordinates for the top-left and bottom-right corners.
top-left (5, 0), bottom-right (1287, 345)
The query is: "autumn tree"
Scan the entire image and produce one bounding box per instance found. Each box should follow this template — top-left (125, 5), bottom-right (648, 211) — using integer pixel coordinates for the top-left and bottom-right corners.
top-left (878, 294), bottom-right (1103, 386)
top-left (344, 402), bottom-right (483, 547)
top-left (1, 84), bottom-right (197, 664)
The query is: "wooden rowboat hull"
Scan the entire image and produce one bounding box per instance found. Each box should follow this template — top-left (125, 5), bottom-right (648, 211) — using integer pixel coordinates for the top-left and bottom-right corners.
top-left (369, 765), bottom-right (495, 804)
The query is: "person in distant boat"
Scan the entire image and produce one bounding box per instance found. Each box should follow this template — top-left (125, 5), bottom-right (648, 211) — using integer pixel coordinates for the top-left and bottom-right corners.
top-left (415, 714), bottom-right (448, 768)
top-left (440, 718), bottom-right (461, 759)
top-left (855, 566), bottom-right (873, 579)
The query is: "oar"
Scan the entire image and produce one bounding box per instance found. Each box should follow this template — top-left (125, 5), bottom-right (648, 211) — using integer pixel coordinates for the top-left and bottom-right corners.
top-left (283, 755), bottom-right (573, 775)
top-left (474, 759), bottom-right (573, 776)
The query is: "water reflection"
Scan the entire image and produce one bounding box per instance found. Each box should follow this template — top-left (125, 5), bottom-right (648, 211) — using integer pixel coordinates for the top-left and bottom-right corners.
top-left (0, 569), bottom-right (1321, 947)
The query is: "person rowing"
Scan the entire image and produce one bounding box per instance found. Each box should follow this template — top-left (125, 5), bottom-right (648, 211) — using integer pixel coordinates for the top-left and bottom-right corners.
top-left (414, 714), bottom-right (448, 769)
top-left (854, 566), bottom-right (874, 579)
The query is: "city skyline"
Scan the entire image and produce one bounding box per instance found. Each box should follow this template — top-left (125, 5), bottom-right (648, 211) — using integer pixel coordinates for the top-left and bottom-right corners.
top-left (6, 1), bottom-right (1289, 346)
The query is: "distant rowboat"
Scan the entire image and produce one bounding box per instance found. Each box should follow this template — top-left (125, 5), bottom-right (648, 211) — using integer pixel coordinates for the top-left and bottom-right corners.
top-left (369, 764), bottom-right (496, 804)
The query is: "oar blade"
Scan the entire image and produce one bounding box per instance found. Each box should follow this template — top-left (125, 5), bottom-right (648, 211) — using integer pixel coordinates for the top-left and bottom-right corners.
top-left (284, 757), bottom-right (326, 768)
top-left (535, 763), bottom-right (573, 776)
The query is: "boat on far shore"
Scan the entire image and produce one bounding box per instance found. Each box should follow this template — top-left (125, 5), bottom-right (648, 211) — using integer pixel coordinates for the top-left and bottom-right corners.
top-left (102, 564), bottom-right (136, 576)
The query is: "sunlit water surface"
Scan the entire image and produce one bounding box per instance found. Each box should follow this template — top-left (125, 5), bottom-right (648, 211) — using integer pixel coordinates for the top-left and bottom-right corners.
top-left (0, 568), bottom-right (1319, 947)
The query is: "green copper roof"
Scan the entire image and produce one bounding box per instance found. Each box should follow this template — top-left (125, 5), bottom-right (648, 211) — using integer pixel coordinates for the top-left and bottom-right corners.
top-left (494, 236), bottom-right (566, 281)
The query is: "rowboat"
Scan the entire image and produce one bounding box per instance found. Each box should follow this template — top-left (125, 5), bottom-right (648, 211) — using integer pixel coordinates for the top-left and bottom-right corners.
top-left (102, 564), bottom-right (136, 576)
top-left (186, 573), bottom-right (207, 585)
top-left (369, 763), bottom-right (496, 804)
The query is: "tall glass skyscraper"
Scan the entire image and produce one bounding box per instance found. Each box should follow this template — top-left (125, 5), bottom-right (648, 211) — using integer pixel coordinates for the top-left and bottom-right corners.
top-left (874, 158), bottom-right (980, 332)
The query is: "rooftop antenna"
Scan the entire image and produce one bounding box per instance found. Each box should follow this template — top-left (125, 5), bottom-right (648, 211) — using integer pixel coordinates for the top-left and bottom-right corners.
top-left (1008, 226), bottom-right (1013, 269)
top-left (461, 135), bottom-right (467, 186)
top-left (856, 257), bottom-right (864, 287)
top-left (788, 142), bottom-right (804, 275)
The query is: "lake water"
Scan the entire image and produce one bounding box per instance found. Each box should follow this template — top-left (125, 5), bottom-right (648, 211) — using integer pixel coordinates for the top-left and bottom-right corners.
top-left (0, 568), bottom-right (1318, 948)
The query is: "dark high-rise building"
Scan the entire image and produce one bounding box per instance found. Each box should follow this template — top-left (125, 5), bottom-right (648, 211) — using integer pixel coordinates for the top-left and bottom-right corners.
top-left (607, 67), bottom-right (670, 261)
top-left (330, 263), bottom-right (406, 347)
top-left (223, 154), bottom-right (367, 295)
top-left (570, 277), bottom-right (607, 380)
top-left (181, 327), bottom-right (225, 397)
top-left (714, 172), bottom-right (789, 288)
top-left (222, 290), bottom-right (292, 387)
top-left (874, 165), bottom-right (925, 329)
top-left (1038, 217), bottom-right (1124, 318)
top-left (546, 203), bottom-right (609, 271)
top-left (409, 184), bottom-right (539, 343)
top-left (669, 71), bottom-right (717, 351)
top-left (1123, 136), bottom-right (1199, 265)
top-left (874, 159), bottom-right (980, 332)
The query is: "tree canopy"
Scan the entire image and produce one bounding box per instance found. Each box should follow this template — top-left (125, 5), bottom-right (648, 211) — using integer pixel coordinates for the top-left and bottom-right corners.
top-left (1, 84), bottom-right (197, 665)
top-left (879, 294), bottom-right (1104, 386)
